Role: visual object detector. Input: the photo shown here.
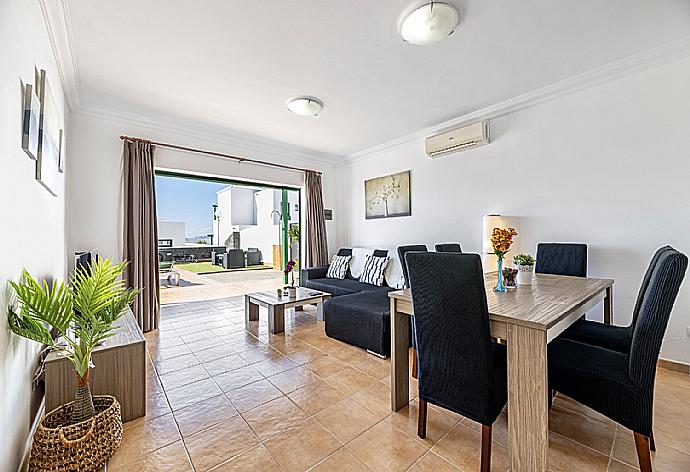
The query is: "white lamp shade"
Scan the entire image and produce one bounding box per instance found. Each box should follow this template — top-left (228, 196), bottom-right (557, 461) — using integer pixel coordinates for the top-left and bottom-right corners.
top-left (400, 2), bottom-right (459, 46)
top-left (482, 215), bottom-right (522, 272)
top-left (287, 97), bottom-right (323, 117)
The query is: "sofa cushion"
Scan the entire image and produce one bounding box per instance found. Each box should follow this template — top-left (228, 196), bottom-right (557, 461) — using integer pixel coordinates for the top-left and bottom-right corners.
top-left (324, 290), bottom-right (394, 356)
top-left (326, 255), bottom-right (351, 279)
top-left (303, 277), bottom-right (372, 297)
top-left (359, 255), bottom-right (390, 286)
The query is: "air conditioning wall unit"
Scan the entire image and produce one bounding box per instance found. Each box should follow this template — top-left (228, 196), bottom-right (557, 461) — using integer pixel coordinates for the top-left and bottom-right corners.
top-left (425, 121), bottom-right (490, 158)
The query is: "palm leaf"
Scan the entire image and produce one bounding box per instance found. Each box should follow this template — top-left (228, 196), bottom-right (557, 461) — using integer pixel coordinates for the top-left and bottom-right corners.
top-left (7, 306), bottom-right (54, 346)
top-left (10, 271), bottom-right (73, 333)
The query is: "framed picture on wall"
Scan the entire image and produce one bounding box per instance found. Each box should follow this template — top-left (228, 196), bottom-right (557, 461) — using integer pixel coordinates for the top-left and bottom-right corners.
top-left (36, 69), bottom-right (62, 196)
top-left (22, 83), bottom-right (40, 160)
top-left (365, 170), bottom-right (411, 219)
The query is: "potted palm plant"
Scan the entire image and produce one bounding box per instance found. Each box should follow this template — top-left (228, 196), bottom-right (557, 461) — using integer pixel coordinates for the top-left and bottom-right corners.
top-left (7, 258), bottom-right (140, 471)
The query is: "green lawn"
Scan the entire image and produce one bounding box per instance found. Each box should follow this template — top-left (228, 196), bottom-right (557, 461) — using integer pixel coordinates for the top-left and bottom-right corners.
top-left (176, 262), bottom-right (274, 274)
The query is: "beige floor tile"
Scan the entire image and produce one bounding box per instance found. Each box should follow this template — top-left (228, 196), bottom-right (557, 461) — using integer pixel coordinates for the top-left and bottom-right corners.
top-left (254, 355), bottom-right (299, 377)
top-left (314, 398), bottom-right (381, 443)
top-left (348, 421), bottom-right (428, 472)
top-left (107, 414), bottom-right (181, 469)
top-left (174, 394), bottom-right (238, 438)
top-left (213, 365), bottom-right (265, 392)
top-left (185, 416), bottom-right (259, 471)
top-left (607, 459), bottom-right (639, 471)
top-left (432, 422), bottom-right (508, 472)
top-left (322, 366), bottom-right (378, 396)
top-left (264, 418), bottom-right (342, 472)
top-left (154, 352), bottom-right (200, 375)
top-left (268, 366), bottom-right (320, 394)
top-left (193, 344), bottom-right (236, 364)
top-left (242, 395), bottom-right (308, 440)
top-left (408, 451), bottom-right (461, 472)
top-left (211, 445), bottom-right (281, 471)
top-left (284, 347), bottom-right (327, 365)
top-left (387, 399), bottom-right (459, 447)
top-left (143, 392), bottom-right (172, 422)
top-left (310, 448), bottom-right (370, 472)
top-left (238, 345), bottom-right (283, 364)
top-left (549, 432), bottom-right (610, 472)
top-left (287, 378), bottom-right (347, 416)
top-left (148, 343), bottom-right (192, 362)
top-left (166, 378), bottom-right (223, 411)
top-left (351, 381), bottom-right (395, 419)
top-left (159, 364), bottom-right (209, 390)
top-left (225, 379), bottom-right (283, 412)
top-left (612, 426), bottom-right (690, 471)
top-left (553, 393), bottom-right (616, 426)
top-left (548, 403), bottom-right (616, 456)
top-left (202, 353), bottom-right (252, 376)
top-left (107, 441), bottom-right (192, 472)
top-left (304, 355), bottom-right (349, 378)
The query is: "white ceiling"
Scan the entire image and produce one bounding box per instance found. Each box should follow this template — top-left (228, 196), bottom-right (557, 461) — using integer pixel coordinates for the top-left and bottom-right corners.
top-left (66, 0), bottom-right (690, 157)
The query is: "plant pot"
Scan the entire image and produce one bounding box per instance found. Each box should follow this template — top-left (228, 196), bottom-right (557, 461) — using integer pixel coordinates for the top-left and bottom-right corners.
top-left (29, 395), bottom-right (122, 472)
top-left (287, 286), bottom-right (297, 298)
top-left (516, 264), bottom-right (534, 286)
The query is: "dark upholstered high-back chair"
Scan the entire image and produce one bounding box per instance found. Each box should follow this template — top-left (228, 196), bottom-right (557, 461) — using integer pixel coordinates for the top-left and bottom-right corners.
top-left (406, 252), bottom-right (507, 472)
top-left (560, 246), bottom-right (674, 353)
top-left (434, 243), bottom-right (462, 253)
top-left (397, 245), bottom-right (428, 379)
top-left (535, 243), bottom-right (588, 277)
top-left (548, 248), bottom-right (687, 472)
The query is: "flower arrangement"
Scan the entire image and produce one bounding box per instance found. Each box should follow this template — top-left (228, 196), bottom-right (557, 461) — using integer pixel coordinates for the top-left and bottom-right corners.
top-left (490, 227), bottom-right (518, 260)
top-left (513, 253), bottom-right (536, 267)
top-left (513, 253), bottom-right (536, 285)
top-left (284, 259), bottom-right (297, 287)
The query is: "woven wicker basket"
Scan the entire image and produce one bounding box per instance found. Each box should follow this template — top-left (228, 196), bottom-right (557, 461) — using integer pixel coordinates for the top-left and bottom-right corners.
top-left (29, 395), bottom-right (122, 472)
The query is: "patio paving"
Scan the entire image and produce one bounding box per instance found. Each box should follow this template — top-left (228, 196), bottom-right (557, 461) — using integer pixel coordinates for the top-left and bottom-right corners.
top-left (160, 267), bottom-right (285, 304)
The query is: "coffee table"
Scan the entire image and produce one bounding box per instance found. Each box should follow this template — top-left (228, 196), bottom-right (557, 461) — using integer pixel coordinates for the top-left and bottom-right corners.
top-left (244, 288), bottom-right (331, 334)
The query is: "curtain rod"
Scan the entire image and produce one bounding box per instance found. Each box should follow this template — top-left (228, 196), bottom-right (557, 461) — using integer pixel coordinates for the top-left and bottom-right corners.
top-left (119, 135), bottom-right (322, 175)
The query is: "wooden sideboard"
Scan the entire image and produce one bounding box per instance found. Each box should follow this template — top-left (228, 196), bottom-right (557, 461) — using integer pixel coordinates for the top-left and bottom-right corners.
top-left (44, 308), bottom-right (146, 422)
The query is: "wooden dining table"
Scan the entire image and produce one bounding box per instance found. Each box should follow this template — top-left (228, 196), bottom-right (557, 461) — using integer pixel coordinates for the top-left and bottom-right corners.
top-left (388, 272), bottom-right (614, 472)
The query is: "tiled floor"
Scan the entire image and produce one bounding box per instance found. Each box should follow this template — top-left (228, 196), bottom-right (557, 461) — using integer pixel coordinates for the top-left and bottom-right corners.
top-left (108, 297), bottom-right (690, 471)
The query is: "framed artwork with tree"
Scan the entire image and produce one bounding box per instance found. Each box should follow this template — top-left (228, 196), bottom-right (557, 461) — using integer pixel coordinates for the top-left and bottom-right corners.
top-left (365, 170), bottom-right (411, 219)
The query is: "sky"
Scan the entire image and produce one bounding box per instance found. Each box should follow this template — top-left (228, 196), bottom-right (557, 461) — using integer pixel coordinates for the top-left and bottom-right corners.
top-left (155, 175), bottom-right (228, 238)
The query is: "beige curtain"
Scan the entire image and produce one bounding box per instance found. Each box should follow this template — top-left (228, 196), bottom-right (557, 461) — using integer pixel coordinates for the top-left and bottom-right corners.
top-left (305, 171), bottom-right (329, 267)
top-left (122, 140), bottom-right (160, 332)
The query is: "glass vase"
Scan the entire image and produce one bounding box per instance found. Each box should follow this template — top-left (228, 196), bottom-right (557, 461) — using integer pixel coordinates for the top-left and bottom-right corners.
top-left (494, 257), bottom-right (507, 292)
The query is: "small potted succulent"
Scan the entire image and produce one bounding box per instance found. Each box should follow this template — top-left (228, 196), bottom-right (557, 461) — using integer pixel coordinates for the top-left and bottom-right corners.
top-left (284, 259), bottom-right (297, 298)
top-left (513, 253), bottom-right (536, 285)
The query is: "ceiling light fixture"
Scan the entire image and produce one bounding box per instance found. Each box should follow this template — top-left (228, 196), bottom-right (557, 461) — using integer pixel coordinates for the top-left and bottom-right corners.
top-left (400, 2), bottom-right (459, 46)
top-left (286, 96), bottom-right (323, 117)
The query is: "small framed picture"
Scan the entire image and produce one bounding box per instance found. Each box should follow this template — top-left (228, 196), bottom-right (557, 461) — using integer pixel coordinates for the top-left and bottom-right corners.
top-left (22, 83), bottom-right (40, 160)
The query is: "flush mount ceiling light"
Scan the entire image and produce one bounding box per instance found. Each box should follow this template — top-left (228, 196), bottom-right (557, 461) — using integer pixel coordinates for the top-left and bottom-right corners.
top-left (286, 96), bottom-right (323, 117)
top-left (400, 2), bottom-right (459, 46)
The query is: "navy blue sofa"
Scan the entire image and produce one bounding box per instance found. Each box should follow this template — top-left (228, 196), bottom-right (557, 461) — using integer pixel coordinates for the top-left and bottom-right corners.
top-left (301, 248), bottom-right (394, 356)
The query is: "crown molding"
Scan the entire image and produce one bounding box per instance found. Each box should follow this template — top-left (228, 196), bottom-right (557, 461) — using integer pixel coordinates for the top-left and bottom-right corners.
top-left (39, 0), bottom-right (82, 111)
top-left (341, 35), bottom-right (690, 167)
top-left (73, 103), bottom-right (340, 168)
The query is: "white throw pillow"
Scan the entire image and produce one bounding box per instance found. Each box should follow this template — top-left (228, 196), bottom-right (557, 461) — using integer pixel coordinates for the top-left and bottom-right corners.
top-left (326, 255), bottom-right (351, 279)
top-left (359, 255), bottom-right (390, 286)
top-left (350, 247), bottom-right (374, 279)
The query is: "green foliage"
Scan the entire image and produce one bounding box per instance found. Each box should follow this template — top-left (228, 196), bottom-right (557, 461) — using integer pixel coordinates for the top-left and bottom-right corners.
top-left (7, 259), bottom-right (141, 378)
top-left (287, 224), bottom-right (300, 246)
top-left (513, 253), bottom-right (536, 266)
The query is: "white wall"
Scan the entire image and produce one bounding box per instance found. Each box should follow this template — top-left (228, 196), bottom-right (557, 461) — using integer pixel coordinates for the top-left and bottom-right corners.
top-left (0, 0), bottom-right (68, 469)
top-left (336, 57), bottom-right (690, 364)
top-left (67, 112), bottom-right (339, 273)
top-left (157, 220), bottom-right (185, 247)
top-left (230, 187), bottom-right (257, 225)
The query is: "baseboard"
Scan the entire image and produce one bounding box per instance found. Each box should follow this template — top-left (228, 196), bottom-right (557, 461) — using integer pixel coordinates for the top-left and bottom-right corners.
top-left (19, 398), bottom-right (44, 472)
top-left (658, 358), bottom-right (690, 374)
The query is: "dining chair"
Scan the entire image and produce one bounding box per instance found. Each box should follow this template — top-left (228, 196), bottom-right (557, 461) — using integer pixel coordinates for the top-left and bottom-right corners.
top-left (406, 252), bottom-right (507, 472)
top-left (560, 246), bottom-right (673, 353)
top-left (535, 243), bottom-right (588, 277)
top-left (434, 243), bottom-right (462, 253)
top-left (397, 245), bottom-right (428, 379)
top-left (548, 248), bottom-right (687, 472)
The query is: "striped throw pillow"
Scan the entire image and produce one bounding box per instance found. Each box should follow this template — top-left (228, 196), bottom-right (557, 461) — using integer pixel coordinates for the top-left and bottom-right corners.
top-left (359, 255), bottom-right (390, 286)
top-left (326, 255), bottom-right (351, 279)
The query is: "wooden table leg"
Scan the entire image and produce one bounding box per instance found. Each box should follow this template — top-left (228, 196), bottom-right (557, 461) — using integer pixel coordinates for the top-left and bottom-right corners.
top-left (269, 304), bottom-right (285, 334)
top-left (245, 295), bottom-right (259, 327)
top-left (316, 300), bottom-right (324, 321)
top-left (604, 285), bottom-right (613, 325)
top-left (507, 324), bottom-right (549, 472)
top-left (390, 297), bottom-right (410, 411)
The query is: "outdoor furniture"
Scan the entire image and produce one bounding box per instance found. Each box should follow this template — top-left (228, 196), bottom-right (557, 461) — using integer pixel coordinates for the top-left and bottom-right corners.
top-left (389, 271), bottom-right (614, 471)
top-left (246, 247), bottom-right (263, 266)
top-left (245, 288), bottom-right (331, 334)
top-left (159, 261), bottom-right (180, 286)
